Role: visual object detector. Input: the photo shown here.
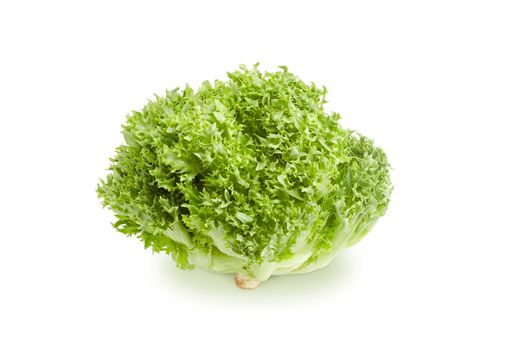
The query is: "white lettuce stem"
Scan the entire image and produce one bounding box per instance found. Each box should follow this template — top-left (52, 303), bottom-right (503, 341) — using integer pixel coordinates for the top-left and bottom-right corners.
top-left (234, 274), bottom-right (261, 289)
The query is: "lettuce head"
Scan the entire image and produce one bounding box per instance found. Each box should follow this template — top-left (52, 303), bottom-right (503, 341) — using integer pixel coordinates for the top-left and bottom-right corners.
top-left (97, 64), bottom-right (392, 289)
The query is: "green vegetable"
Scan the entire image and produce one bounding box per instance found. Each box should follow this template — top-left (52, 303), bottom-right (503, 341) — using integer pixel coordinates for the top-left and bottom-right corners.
top-left (97, 64), bottom-right (392, 288)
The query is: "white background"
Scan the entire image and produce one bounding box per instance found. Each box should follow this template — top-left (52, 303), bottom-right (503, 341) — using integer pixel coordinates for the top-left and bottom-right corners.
top-left (1, 0), bottom-right (515, 349)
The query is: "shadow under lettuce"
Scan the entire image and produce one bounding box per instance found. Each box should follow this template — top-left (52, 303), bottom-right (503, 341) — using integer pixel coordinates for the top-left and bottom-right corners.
top-left (155, 251), bottom-right (356, 302)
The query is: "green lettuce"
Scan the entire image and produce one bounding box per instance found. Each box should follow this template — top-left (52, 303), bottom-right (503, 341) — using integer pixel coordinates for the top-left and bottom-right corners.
top-left (97, 64), bottom-right (392, 288)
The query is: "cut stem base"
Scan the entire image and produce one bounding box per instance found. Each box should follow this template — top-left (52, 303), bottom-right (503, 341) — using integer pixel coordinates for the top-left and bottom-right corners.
top-left (234, 274), bottom-right (261, 289)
